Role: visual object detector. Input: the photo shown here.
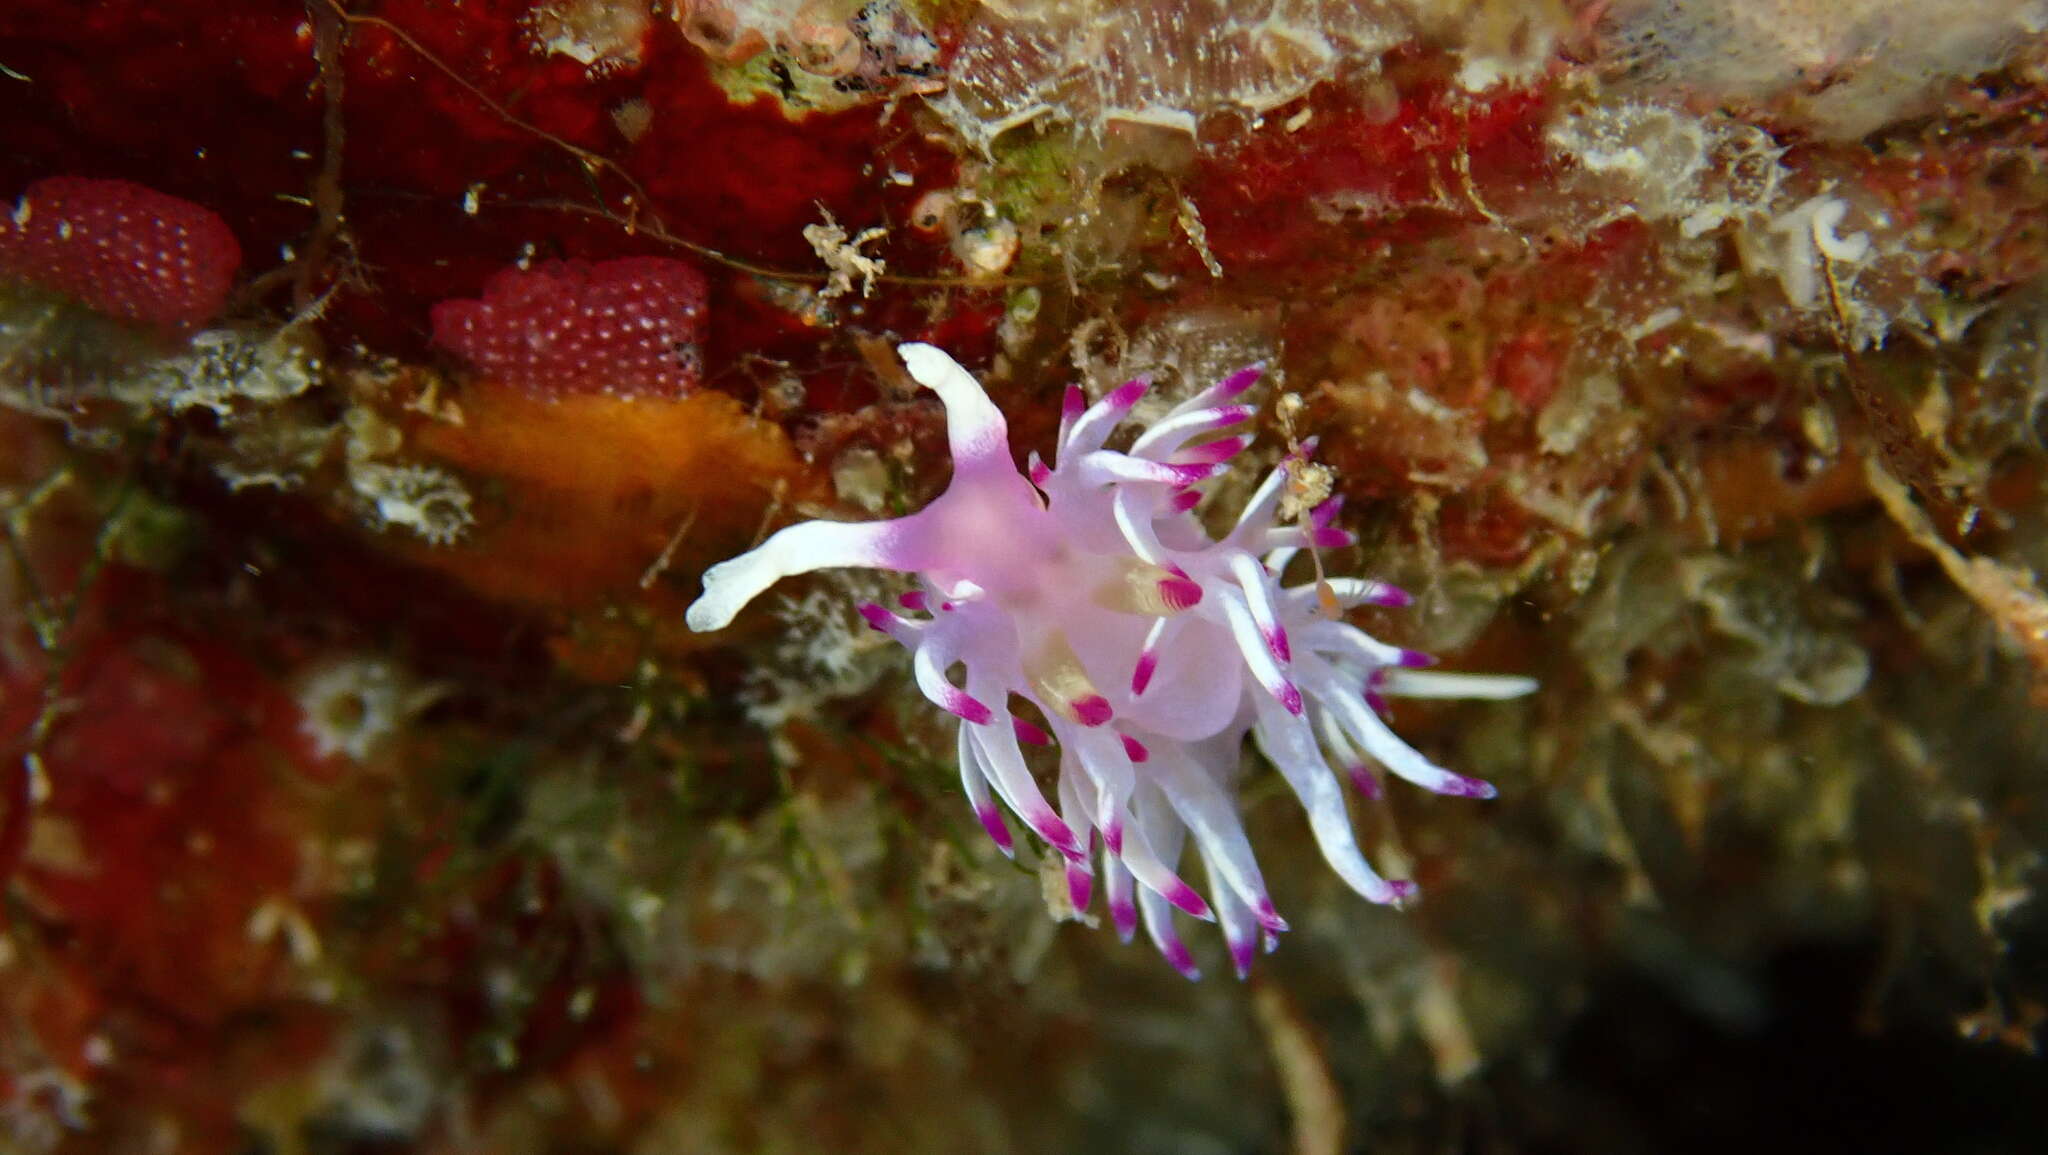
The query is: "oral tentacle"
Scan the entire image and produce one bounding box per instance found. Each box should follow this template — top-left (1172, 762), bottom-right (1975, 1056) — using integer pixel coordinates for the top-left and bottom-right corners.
top-left (688, 514), bottom-right (928, 632)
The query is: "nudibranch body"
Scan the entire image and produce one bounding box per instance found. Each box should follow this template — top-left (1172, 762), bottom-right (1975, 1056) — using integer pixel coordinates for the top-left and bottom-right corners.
top-left (687, 344), bottom-right (1535, 978)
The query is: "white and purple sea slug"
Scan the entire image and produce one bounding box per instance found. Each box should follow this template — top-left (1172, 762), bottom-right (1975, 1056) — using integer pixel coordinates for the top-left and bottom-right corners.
top-left (686, 344), bottom-right (1536, 978)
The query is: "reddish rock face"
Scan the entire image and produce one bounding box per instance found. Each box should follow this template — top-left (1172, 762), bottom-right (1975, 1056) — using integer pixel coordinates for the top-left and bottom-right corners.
top-left (3, 1), bottom-right (2047, 1150)
top-left (1189, 68), bottom-right (1554, 282)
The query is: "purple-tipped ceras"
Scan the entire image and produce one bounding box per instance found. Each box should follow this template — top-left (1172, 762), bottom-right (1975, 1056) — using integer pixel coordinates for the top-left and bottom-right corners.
top-left (687, 344), bottom-right (1536, 978)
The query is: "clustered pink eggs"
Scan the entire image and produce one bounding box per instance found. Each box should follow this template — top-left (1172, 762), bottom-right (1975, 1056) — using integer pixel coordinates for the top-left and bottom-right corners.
top-left (689, 344), bottom-right (1535, 977)
top-left (431, 256), bottom-right (708, 397)
top-left (0, 176), bottom-right (241, 329)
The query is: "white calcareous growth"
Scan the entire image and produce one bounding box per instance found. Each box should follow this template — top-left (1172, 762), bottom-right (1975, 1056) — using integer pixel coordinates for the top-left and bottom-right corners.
top-left (687, 345), bottom-right (1535, 977)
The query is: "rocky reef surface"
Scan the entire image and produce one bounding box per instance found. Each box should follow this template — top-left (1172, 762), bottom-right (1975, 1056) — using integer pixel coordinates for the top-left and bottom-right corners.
top-left (2, 2), bottom-right (2047, 1151)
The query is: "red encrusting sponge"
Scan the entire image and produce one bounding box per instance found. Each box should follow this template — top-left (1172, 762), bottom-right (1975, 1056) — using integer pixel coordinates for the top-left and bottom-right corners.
top-left (0, 176), bottom-right (243, 328)
top-left (429, 257), bottom-right (710, 398)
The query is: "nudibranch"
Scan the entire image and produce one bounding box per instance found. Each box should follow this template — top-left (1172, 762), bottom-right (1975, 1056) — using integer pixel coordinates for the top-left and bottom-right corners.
top-left (687, 344), bottom-right (1535, 978)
